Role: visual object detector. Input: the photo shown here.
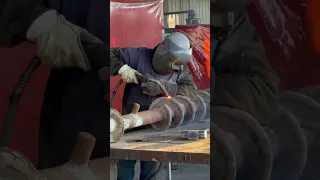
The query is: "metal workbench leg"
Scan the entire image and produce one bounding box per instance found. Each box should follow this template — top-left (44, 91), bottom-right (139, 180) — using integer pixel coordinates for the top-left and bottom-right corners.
top-left (110, 159), bottom-right (118, 180)
top-left (167, 162), bottom-right (172, 180)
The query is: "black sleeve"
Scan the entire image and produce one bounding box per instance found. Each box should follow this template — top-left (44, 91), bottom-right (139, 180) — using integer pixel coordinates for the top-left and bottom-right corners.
top-left (211, 10), bottom-right (280, 126)
top-left (110, 47), bottom-right (125, 76)
top-left (0, 0), bottom-right (49, 47)
top-left (176, 66), bottom-right (198, 101)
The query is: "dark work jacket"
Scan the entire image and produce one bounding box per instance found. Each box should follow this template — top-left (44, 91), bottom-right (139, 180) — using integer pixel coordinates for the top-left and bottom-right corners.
top-left (211, 9), bottom-right (280, 126)
top-left (120, 48), bottom-right (179, 114)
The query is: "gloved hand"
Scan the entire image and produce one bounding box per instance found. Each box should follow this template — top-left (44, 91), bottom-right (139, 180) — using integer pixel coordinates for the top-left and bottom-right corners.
top-left (118, 64), bottom-right (141, 84)
top-left (141, 79), bottom-right (177, 97)
top-left (26, 10), bottom-right (103, 71)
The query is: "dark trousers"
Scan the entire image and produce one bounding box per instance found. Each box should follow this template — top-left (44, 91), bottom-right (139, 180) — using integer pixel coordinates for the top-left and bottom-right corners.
top-left (117, 160), bottom-right (160, 180)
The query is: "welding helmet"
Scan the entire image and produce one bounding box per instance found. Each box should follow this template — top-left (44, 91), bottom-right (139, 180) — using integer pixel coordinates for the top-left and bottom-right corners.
top-left (211, 0), bottom-right (251, 39)
top-left (152, 32), bottom-right (192, 75)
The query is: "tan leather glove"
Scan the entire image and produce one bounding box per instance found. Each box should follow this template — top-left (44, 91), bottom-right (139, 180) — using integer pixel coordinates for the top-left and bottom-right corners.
top-left (118, 65), bottom-right (141, 84)
top-left (26, 10), bottom-right (102, 71)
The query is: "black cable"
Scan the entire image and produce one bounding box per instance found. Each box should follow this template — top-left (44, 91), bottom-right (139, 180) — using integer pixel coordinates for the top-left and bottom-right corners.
top-left (0, 57), bottom-right (41, 146)
top-left (110, 79), bottom-right (123, 108)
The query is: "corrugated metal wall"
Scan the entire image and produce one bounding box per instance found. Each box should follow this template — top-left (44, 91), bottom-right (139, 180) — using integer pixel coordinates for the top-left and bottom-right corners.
top-left (164, 0), bottom-right (210, 27)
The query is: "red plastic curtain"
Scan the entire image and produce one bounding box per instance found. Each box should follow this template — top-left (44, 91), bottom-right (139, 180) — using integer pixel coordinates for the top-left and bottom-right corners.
top-left (176, 25), bottom-right (210, 90)
top-left (248, 0), bottom-right (320, 90)
top-left (110, 0), bottom-right (164, 113)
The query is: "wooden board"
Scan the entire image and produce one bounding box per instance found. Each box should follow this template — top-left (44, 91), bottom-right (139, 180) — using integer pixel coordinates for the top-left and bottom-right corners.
top-left (110, 120), bottom-right (210, 164)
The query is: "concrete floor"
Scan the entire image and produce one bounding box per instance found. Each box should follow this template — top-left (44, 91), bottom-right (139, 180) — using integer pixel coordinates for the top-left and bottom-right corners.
top-left (134, 161), bottom-right (210, 180)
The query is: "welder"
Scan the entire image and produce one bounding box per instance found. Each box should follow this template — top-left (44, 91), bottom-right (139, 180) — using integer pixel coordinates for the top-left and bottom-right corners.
top-left (211, 0), bottom-right (320, 180)
top-left (211, 0), bottom-right (280, 179)
top-left (110, 32), bottom-right (197, 180)
top-left (0, 0), bottom-right (110, 169)
top-left (211, 0), bottom-right (279, 124)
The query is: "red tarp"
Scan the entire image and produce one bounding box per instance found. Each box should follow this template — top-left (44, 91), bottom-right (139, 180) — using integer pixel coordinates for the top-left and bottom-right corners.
top-left (248, 0), bottom-right (320, 91)
top-left (110, 0), bottom-right (164, 113)
top-left (175, 25), bottom-right (210, 90)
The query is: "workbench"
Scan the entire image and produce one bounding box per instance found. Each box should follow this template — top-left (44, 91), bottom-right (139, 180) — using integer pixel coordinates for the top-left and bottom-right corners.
top-left (110, 120), bottom-right (210, 179)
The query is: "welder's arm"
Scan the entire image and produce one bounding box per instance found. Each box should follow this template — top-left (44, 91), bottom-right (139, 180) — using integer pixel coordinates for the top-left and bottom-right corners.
top-left (142, 66), bottom-right (197, 98)
top-left (212, 10), bottom-right (279, 126)
top-left (110, 47), bottom-right (140, 84)
top-left (0, 0), bottom-right (102, 71)
top-left (0, 0), bottom-right (47, 47)
top-left (176, 66), bottom-right (198, 101)
top-left (110, 47), bottom-right (125, 76)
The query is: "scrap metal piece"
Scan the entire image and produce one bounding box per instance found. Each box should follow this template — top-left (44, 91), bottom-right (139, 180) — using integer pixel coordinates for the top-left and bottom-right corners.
top-left (180, 130), bottom-right (208, 140)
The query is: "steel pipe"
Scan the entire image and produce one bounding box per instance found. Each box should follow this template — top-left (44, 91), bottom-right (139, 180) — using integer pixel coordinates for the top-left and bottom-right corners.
top-left (110, 89), bottom-right (210, 143)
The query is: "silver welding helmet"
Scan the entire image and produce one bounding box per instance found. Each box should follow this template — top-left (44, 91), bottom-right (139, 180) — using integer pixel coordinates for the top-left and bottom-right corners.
top-left (152, 32), bottom-right (192, 75)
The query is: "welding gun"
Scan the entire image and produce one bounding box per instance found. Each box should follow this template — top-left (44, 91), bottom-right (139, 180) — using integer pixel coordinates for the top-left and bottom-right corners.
top-left (136, 74), bottom-right (171, 97)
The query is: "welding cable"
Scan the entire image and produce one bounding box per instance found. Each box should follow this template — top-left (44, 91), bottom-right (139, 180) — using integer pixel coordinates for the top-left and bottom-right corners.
top-left (111, 79), bottom-right (123, 108)
top-left (0, 57), bottom-right (41, 146)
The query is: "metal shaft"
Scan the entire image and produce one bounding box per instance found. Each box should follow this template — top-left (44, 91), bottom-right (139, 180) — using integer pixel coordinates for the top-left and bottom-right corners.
top-left (110, 90), bottom-right (210, 143)
top-left (122, 104), bottom-right (165, 130)
top-left (0, 132), bottom-right (110, 180)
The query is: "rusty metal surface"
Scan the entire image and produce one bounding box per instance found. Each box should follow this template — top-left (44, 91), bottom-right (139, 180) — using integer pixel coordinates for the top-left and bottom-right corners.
top-left (110, 120), bottom-right (210, 164)
top-left (0, 147), bottom-right (42, 180)
top-left (39, 157), bottom-right (110, 180)
top-left (110, 90), bottom-right (210, 143)
top-left (122, 104), bottom-right (170, 129)
top-left (0, 132), bottom-right (110, 180)
top-left (149, 97), bottom-right (185, 128)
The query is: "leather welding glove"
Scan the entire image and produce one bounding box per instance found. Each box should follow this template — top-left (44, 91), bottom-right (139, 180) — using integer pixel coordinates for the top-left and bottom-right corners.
top-left (26, 10), bottom-right (103, 71)
top-left (118, 64), bottom-right (141, 84)
top-left (141, 79), bottom-right (177, 97)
